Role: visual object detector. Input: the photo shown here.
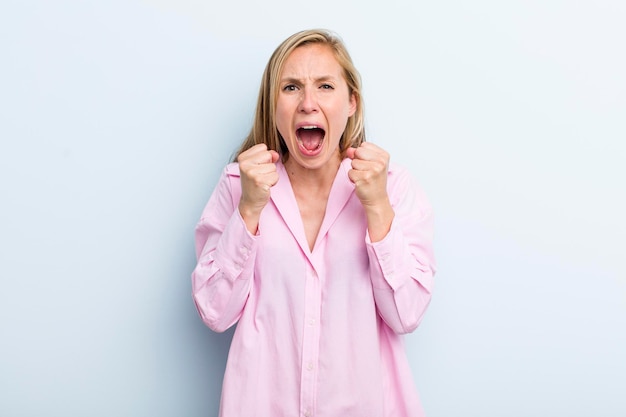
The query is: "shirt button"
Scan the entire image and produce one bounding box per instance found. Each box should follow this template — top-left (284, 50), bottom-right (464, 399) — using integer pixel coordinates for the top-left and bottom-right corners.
top-left (307, 362), bottom-right (314, 371)
top-left (308, 318), bottom-right (315, 326)
top-left (303, 411), bottom-right (311, 417)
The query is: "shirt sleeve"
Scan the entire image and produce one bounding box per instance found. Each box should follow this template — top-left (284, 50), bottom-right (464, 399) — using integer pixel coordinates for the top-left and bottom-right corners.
top-left (191, 165), bottom-right (257, 333)
top-left (365, 166), bottom-right (436, 334)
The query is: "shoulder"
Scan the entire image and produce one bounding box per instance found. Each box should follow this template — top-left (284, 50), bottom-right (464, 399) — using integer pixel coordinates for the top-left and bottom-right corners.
top-left (201, 162), bottom-right (242, 216)
top-left (224, 162), bottom-right (241, 177)
top-left (386, 161), bottom-right (413, 187)
top-left (212, 162), bottom-right (241, 194)
top-left (386, 161), bottom-right (432, 210)
top-left (387, 161), bottom-right (408, 176)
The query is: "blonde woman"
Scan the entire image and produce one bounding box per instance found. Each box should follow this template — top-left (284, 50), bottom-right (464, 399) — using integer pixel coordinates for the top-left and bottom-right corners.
top-left (192, 29), bottom-right (436, 417)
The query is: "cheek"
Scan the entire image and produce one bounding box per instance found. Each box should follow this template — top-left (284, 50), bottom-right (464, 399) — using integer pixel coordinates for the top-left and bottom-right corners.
top-left (329, 104), bottom-right (351, 130)
top-left (275, 107), bottom-right (290, 132)
top-left (275, 98), bottom-right (296, 127)
top-left (330, 97), bottom-right (353, 119)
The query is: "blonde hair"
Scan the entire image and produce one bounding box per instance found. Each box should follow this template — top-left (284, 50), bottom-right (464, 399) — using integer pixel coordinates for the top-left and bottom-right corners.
top-left (233, 29), bottom-right (365, 161)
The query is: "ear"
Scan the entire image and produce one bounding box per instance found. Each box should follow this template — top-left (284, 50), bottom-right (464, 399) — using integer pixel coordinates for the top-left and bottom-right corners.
top-left (348, 92), bottom-right (357, 117)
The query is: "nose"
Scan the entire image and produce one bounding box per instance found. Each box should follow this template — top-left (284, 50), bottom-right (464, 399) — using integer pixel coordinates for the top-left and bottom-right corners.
top-left (298, 86), bottom-right (318, 113)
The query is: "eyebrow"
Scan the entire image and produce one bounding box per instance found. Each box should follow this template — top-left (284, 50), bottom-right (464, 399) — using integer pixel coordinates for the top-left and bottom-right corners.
top-left (280, 75), bottom-right (337, 84)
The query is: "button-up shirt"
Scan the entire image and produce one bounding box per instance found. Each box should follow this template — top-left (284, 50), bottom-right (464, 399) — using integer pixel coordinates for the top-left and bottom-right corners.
top-left (192, 157), bottom-right (436, 417)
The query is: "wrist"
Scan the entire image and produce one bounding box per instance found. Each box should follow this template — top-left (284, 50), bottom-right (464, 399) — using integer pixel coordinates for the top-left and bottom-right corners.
top-left (364, 199), bottom-right (394, 242)
top-left (238, 202), bottom-right (262, 235)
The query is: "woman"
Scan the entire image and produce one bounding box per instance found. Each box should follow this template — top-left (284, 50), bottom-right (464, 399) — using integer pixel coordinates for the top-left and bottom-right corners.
top-left (192, 29), bottom-right (436, 417)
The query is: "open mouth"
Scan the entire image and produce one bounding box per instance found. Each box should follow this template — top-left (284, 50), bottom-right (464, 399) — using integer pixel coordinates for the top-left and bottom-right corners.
top-left (296, 126), bottom-right (326, 152)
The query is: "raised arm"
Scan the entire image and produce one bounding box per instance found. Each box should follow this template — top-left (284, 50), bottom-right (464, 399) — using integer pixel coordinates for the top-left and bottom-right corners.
top-left (192, 145), bottom-right (279, 332)
top-left (347, 143), bottom-right (436, 334)
top-left (192, 166), bottom-right (256, 333)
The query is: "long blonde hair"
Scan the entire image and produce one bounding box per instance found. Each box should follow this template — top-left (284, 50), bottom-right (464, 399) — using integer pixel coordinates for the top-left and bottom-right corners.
top-left (233, 29), bottom-right (365, 161)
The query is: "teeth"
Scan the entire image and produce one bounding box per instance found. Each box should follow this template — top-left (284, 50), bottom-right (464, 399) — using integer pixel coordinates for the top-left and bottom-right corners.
top-left (302, 125), bottom-right (318, 129)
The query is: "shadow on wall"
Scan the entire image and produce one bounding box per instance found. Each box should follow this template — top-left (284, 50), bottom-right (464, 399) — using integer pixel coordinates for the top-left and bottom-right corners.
top-left (189, 321), bottom-right (234, 416)
top-left (168, 241), bottom-right (236, 417)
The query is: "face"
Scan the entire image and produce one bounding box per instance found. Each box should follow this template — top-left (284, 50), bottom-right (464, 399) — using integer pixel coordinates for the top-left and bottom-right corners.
top-left (276, 43), bottom-right (357, 173)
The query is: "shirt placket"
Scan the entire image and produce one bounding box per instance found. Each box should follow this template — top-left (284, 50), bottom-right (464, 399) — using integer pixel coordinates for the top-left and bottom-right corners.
top-left (300, 260), bottom-right (321, 417)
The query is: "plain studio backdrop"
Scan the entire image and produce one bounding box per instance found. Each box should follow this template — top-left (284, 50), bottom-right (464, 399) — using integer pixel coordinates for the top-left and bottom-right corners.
top-left (1, 1), bottom-right (624, 416)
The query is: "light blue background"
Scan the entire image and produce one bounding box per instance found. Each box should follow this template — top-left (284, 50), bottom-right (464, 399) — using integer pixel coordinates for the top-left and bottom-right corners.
top-left (1, 1), bottom-right (625, 416)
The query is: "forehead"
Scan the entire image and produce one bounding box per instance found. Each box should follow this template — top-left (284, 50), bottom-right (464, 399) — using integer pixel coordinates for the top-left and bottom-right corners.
top-left (281, 43), bottom-right (343, 77)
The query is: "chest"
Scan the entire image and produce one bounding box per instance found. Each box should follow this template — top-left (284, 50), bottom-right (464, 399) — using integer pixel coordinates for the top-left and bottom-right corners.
top-left (295, 193), bottom-right (329, 252)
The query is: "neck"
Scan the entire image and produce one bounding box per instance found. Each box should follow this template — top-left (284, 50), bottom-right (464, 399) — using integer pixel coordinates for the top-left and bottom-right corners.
top-left (284, 155), bottom-right (342, 190)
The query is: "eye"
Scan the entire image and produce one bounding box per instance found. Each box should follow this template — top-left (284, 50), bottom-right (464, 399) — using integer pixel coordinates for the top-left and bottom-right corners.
top-left (320, 84), bottom-right (334, 90)
top-left (283, 84), bottom-right (298, 92)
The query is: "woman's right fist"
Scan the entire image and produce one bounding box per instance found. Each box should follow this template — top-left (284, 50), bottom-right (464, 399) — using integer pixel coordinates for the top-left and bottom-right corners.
top-left (237, 144), bottom-right (280, 233)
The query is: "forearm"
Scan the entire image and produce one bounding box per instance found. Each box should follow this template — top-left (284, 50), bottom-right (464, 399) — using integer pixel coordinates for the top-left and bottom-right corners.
top-left (192, 209), bottom-right (257, 332)
top-left (367, 217), bottom-right (435, 334)
top-left (363, 197), bottom-right (394, 243)
top-left (238, 201), bottom-right (263, 235)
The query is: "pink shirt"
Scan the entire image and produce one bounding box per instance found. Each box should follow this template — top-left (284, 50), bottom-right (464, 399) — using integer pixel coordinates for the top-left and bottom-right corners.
top-left (192, 158), bottom-right (436, 417)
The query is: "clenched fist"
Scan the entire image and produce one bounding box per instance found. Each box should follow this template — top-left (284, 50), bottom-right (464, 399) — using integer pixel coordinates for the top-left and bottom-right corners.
top-left (345, 143), bottom-right (394, 242)
top-left (237, 143), bottom-right (280, 234)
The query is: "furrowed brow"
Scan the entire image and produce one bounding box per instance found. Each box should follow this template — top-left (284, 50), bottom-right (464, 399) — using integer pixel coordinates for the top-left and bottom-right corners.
top-left (280, 75), bottom-right (337, 84)
top-left (280, 77), bottom-right (302, 85)
top-left (315, 75), bottom-right (336, 83)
